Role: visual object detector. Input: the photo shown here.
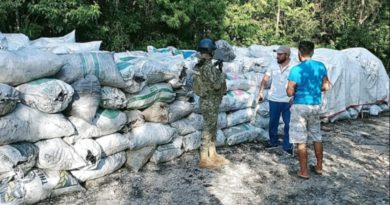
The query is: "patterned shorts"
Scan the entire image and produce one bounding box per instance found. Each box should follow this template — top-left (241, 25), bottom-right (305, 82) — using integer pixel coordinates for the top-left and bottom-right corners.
top-left (289, 104), bottom-right (322, 143)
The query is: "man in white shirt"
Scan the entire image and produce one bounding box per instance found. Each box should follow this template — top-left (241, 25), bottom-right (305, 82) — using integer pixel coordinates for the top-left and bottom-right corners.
top-left (256, 46), bottom-right (294, 154)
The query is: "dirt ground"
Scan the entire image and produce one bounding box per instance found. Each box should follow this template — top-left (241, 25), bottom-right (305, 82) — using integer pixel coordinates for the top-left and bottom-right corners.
top-left (39, 112), bottom-right (389, 205)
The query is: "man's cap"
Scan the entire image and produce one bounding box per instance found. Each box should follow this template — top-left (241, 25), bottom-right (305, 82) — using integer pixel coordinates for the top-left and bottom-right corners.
top-left (273, 46), bottom-right (291, 55)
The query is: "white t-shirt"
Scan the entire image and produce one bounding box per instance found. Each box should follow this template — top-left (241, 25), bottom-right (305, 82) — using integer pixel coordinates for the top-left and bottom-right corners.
top-left (265, 62), bottom-right (295, 103)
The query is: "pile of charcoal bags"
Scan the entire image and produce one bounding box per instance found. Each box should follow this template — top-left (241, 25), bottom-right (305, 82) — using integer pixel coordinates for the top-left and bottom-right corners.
top-left (1, 30), bottom-right (389, 204)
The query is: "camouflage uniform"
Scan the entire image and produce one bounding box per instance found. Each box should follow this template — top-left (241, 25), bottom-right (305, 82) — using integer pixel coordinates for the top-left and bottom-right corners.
top-left (193, 59), bottom-right (226, 153)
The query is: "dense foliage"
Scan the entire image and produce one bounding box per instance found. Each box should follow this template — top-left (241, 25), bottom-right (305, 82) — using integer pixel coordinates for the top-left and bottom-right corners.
top-left (1, 0), bottom-right (389, 70)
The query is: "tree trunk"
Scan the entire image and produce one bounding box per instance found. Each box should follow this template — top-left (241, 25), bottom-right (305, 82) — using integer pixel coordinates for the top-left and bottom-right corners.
top-left (276, 0), bottom-right (280, 37)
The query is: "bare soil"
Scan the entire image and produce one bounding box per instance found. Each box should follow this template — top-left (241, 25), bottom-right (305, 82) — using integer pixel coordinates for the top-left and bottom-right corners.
top-left (38, 112), bottom-right (389, 205)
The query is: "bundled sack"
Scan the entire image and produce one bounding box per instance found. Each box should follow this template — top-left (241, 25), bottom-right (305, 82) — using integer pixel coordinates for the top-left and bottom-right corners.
top-left (141, 102), bottom-right (169, 123)
top-left (126, 123), bottom-right (176, 150)
top-left (221, 61), bottom-right (243, 73)
top-left (95, 133), bottom-right (131, 157)
top-left (256, 100), bottom-right (270, 117)
top-left (114, 51), bottom-right (148, 62)
top-left (67, 75), bottom-right (101, 123)
top-left (69, 109), bottom-right (127, 139)
top-left (0, 48), bottom-right (64, 86)
top-left (150, 136), bottom-right (183, 163)
top-left (168, 100), bottom-right (194, 122)
top-left (170, 112), bottom-right (227, 136)
top-left (225, 72), bottom-right (254, 91)
top-left (125, 145), bottom-right (156, 172)
top-left (72, 139), bottom-right (102, 170)
top-left (142, 100), bottom-right (194, 123)
top-left (0, 169), bottom-right (84, 205)
top-left (216, 130), bottom-right (227, 147)
top-left (122, 110), bottom-right (145, 132)
top-left (139, 56), bottom-right (185, 84)
top-left (170, 113), bottom-right (203, 136)
top-left (220, 90), bottom-right (255, 112)
top-left (193, 90), bottom-right (255, 113)
top-left (254, 114), bottom-right (270, 129)
top-left (125, 83), bottom-right (176, 109)
top-left (0, 83), bottom-right (19, 116)
top-left (182, 130), bottom-right (227, 151)
top-left (147, 46), bottom-right (182, 57)
top-left (56, 52), bottom-right (127, 88)
top-left (214, 40), bottom-right (236, 62)
top-left (2, 33), bottom-right (29, 50)
top-left (248, 45), bottom-right (273, 59)
top-left (224, 123), bottom-right (267, 146)
top-left (101, 86), bottom-right (126, 109)
top-left (0, 143), bottom-right (38, 181)
top-left (0, 104), bottom-right (76, 145)
top-left (36, 138), bottom-right (87, 170)
top-left (71, 151), bottom-right (126, 182)
top-left (226, 79), bottom-right (251, 91)
top-left (16, 79), bottom-right (74, 113)
top-left (347, 107), bottom-right (360, 119)
top-left (30, 30), bottom-right (76, 48)
top-left (369, 104), bottom-right (383, 116)
top-left (226, 108), bottom-right (255, 128)
top-left (113, 51), bottom-right (148, 92)
top-left (35, 41), bottom-right (102, 54)
top-left (182, 131), bottom-right (202, 152)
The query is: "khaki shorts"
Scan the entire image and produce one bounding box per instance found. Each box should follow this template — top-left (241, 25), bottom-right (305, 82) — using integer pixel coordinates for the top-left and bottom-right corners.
top-left (289, 104), bottom-right (322, 144)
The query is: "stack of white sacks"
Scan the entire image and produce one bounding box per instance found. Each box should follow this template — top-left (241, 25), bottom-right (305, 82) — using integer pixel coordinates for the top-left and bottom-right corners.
top-left (0, 31), bottom-right (389, 204)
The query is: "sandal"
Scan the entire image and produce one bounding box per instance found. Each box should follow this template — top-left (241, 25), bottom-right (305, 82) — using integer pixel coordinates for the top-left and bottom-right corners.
top-left (297, 171), bottom-right (309, 180)
top-left (310, 164), bottom-right (323, 175)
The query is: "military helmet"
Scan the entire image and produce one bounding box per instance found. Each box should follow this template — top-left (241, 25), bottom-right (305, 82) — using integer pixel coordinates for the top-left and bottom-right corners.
top-left (197, 38), bottom-right (216, 54)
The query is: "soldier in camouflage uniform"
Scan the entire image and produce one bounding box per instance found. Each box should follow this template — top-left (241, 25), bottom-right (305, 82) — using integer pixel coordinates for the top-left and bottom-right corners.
top-left (193, 38), bottom-right (229, 169)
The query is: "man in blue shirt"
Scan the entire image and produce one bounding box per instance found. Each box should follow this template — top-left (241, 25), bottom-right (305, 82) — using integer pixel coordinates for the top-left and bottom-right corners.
top-left (286, 41), bottom-right (330, 179)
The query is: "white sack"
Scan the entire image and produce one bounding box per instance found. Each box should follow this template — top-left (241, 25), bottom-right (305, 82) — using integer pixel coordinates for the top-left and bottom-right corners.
top-left (0, 83), bottom-right (19, 116)
top-left (36, 138), bottom-right (86, 170)
top-left (182, 131), bottom-right (202, 152)
top-left (30, 30), bottom-right (76, 47)
top-left (95, 133), bottom-right (131, 157)
top-left (0, 104), bottom-right (75, 145)
top-left (3, 33), bottom-right (29, 50)
top-left (226, 108), bottom-right (255, 127)
top-left (123, 110), bottom-right (145, 130)
top-left (126, 123), bottom-right (176, 150)
top-left (141, 102), bottom-right (169, 123)
top-left (36, 41), bottom-right (102, 54)
top-left (67, 75), bottom-right (101, 123)
top-left (125, 83), bottom-right (175, 109)
top-left (72, 139), bottom-right (102, 170)
top-left (0, 169), bottom-right (84, 205)
top-left (101, 86), bottom-right (126, 109)
top-left (56, 52), bottom-right (127, 88)
top-left (16, 79), bottom-right (74, 113)
top-left (71, 151), bottom-right (126, 182)
top-left (0, 143), bottom-right (38, 181)
top-left (69, 109), bottom-right (127, 139)
top-left (168, 100), bottom-right (194, 122)
top-left (224, 123), bottom-right (266, 146)
top-left (150, 136), bottom-right (183, 163)
top-left (0, 48), bottom-right (64, 85)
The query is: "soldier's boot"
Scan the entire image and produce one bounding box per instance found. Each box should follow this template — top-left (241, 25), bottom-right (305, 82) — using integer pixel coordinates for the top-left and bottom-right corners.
top-left (209, 146), bottom-right (230, 166)
top-left (199, 148), bottom-right (218, 169)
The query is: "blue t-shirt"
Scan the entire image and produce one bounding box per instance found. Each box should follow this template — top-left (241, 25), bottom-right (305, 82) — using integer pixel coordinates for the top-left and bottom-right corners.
top-left (288, 59), bottom-right (327, 105)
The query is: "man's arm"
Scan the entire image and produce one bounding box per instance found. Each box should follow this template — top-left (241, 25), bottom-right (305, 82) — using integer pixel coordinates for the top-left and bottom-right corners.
top-left (321, 76), bottom-right (330, 91)
top-left (256, 75), bottom-right (270, 102)
top-left (286, 80), bottom-right (296, 97)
